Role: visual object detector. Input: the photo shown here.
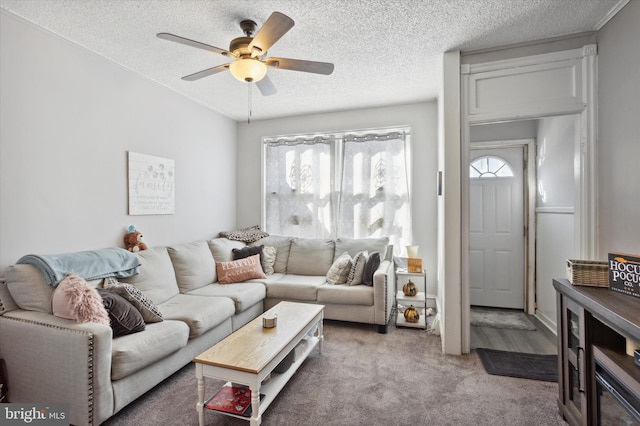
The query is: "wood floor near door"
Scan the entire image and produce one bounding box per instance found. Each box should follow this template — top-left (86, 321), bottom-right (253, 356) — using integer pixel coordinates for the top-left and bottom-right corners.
top-left (471, 313), bottom-right (557, 355)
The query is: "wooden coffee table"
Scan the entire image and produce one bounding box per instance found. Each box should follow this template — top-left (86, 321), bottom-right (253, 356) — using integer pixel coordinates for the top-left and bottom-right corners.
top-left (194, 301), bottom-right (324, 426)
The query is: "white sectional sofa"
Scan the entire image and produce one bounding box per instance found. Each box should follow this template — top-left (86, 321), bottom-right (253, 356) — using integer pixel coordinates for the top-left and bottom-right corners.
top-left (0, 235), bottom-right (393, 426)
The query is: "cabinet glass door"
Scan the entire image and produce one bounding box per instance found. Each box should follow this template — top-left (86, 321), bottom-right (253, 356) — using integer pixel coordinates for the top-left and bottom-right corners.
top-left (564, 298), bottom-right (586, 422)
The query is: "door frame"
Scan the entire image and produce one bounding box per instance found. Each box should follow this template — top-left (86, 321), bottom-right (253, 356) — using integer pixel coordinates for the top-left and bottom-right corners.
top-left (469, 139), bottom-right (536, 313)
top-left (456, 45), bottom-right (597, 354)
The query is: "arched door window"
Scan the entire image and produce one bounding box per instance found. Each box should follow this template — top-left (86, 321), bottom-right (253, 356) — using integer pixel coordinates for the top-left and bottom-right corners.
top-left (470, 156), bottom-right (514, 178)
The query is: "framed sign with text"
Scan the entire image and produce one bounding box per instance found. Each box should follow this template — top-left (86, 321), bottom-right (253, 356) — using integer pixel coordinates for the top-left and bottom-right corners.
top-left (128, 151), bottom-right (175, 215)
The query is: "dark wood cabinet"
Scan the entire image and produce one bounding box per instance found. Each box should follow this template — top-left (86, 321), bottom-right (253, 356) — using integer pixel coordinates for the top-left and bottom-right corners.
top-left (554, 278), bottom-right (640, 426)
top-left (559, 295), bottom-right (588, 424)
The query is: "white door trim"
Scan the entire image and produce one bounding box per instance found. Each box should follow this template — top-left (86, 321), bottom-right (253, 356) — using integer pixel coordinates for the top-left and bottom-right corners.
top-left (470, 139), bottom-right (536, 314)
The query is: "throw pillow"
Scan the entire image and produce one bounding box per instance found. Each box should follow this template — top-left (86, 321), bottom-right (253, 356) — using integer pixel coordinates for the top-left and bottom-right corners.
top-left (219, 225), bottom-right (269, 243)
top-left (96, 288), bottom-right (146, 336)
top-left (103, 277), bottom-right (163, 323)
top-left (232, 245), bottom-right (265, 272)
top-left (262, 246), bottom-right (277, 275)
top-left (347, 250), bottom-right (368, 286)
top-left (51, 274), bottom-right (110, 325)
top-left (326, 251), bottom-right (352, 285)
top-left (362, 252), bottom-right (381, 286)
top-left (216, 254), bottom-right (267, 284)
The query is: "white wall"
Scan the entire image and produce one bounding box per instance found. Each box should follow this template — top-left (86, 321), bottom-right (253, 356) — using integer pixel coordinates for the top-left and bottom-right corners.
top-left (439, 51), bottom-right (462, 354)
top-left (597, 0), bottom-right (640, 256)
top-left (535, 115), bottom-right (579, 328)
top-left (0, 11), bottom-right (237, 272)
top-left (470, 120), bottom-right (538, 142)
top-left (236, 102), bottom-right (438, 293)
top-left (536, 116), bottom-right (578, 209)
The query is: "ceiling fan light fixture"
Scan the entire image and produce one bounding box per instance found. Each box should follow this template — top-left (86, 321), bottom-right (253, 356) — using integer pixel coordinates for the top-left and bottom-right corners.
top-left (229, 58), bottom-right (267, 82)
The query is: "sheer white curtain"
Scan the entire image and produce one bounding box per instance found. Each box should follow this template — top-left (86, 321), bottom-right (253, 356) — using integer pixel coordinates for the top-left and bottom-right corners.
top-left (264, 136), bottom-right (335, 238)
top-left (263, 129), bottom-right (411, 247)
top-left (338, 132), bottom-right (411, 249)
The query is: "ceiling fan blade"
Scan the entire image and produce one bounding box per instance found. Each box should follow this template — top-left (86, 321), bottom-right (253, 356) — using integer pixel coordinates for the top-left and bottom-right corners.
top-left (157, 33), bottom-right (233, 56)
top-left (256, 75), bottom-right (277, 96)
top-left (265, 57), bottom-right (334, 75)
top-left (248, 12), bottom-right (294, 57)
top-left (181, 64), bottom-right (229, 81)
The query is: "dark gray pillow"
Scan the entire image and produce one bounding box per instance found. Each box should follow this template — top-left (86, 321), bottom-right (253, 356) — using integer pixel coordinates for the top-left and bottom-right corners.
top-left (362, 252), bottom-right (381, 286)
top-left (97, 288), bottom-right (145, 336)
top-left (233, 245), bottom-right (265, 272)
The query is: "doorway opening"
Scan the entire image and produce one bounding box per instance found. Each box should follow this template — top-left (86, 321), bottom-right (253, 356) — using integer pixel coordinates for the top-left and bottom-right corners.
top-left (467, 115), bottom-right (580, 339)
top-left (469, 139), bottom-right (536, 316)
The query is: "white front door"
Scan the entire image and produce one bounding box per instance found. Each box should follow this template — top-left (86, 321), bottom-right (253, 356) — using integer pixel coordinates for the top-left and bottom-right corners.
top-left (469, 147), bottom-right (525, 309)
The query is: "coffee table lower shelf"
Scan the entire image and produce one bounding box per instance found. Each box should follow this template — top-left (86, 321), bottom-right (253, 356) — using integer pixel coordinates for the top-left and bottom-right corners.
top-left (204, 335), bottom-right (320, 422)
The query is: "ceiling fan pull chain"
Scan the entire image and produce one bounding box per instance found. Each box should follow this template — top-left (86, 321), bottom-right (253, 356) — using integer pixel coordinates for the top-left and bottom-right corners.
top-left (248, 82), bottom-right (253, 124)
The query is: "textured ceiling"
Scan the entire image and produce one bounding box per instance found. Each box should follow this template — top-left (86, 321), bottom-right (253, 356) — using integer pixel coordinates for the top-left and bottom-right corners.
top-left (0, 0), bottom-right (626, 121)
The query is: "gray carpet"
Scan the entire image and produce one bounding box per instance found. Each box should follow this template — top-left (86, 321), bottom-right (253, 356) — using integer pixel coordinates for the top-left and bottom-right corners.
top-left (470, 307), bottom-right (537, 331)
top-left (103, 320), bottom-right (564, 426)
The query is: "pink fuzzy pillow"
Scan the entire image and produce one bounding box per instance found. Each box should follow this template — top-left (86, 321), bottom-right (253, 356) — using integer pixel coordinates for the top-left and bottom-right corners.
top-left (51, 274), bottom-right (110, 325)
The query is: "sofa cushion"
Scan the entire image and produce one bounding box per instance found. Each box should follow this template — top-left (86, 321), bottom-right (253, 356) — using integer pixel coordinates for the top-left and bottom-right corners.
top-left (158, 294), bottom-right (235, 338)
top-left (317, 283), bottom-right (374, 306)
top-left (51, 274), bottom-right (110, 325)
top-left (326, 252), bottom-right (352, 284)
top-left (187, 282), bottom-right (265, 314)
top-left (208, 238), bottom-right (247, 263)
top-left (5, 264), bottom-right (54, 313)
top-left (334, 237), bottom-right (389, 261)
top-left (168, 240), bottom-right (216, 292)
top-left (103, 277), bottom-right (163, 323)
top-left (110, 319), bottom-right (189, 380)
top-left (120, 247), bottom-right (180, 305)
top-left (0, 280), bottom-right (19, 315)
top-left (265, 274), bottom-right (326, 301)
top-left (287, 238), bottom-right (335, 276)
top-left (250, 235), bottom-right (292, 274)
top-left (97, 289), bottom-right (146, 336)
top-left (217, 255), bottom-right (266, 284)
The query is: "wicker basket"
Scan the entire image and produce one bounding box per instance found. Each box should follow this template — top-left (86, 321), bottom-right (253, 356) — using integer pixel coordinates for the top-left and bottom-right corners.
top-left (567, 259), bottom-right (609, 287)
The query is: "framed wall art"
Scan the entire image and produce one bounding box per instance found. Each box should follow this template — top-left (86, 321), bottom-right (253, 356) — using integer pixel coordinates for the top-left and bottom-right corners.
top-left (127, 151), bottom-right (175, 215)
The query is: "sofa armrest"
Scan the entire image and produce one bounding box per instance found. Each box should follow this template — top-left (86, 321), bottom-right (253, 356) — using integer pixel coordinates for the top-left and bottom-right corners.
top-left (0, 310), bottom-right (114, 426)
top-left (372, 260), bottom-right (395, 329)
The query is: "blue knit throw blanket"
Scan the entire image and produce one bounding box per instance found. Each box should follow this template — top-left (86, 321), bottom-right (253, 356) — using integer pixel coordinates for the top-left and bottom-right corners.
top-left (17, 248), bottom-right (141, 286)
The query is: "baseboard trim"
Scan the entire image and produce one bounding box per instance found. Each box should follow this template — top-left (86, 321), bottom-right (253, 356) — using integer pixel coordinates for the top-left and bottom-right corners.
top-left (534, 312), bottom-right (557, 336)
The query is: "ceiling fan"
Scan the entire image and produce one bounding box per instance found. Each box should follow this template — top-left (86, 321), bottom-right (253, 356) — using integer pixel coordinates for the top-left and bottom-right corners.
top-left (157, 11), bottom-right (334, 96)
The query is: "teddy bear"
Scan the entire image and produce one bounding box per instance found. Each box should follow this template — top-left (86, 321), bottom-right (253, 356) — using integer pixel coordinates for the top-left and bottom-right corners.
top-left (124, 225), bottom-right (148, 252)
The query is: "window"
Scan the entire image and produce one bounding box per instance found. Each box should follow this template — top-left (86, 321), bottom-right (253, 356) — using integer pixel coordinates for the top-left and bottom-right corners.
top-left (264, 129), bottom-right (411, 249)
top-left (469, 156), bottom-right (514, 178)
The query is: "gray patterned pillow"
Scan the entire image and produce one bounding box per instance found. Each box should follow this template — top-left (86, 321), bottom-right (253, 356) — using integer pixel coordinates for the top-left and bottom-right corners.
top-left (103, 277), bottom-right (163, 323)
top-left (347, 250), bottom-right (368, 286)
top-left (219, 225), bottom-right (269, 243)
